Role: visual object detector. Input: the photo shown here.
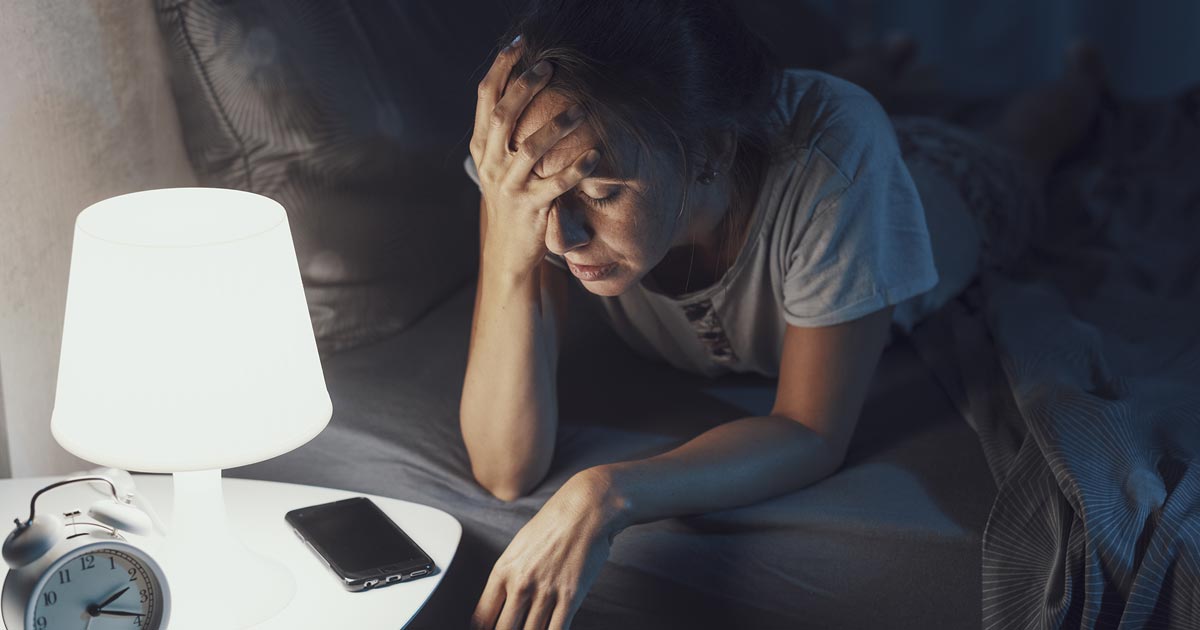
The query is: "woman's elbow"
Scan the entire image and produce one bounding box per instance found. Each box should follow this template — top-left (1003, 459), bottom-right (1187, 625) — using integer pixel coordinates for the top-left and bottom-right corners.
top-left (459, 406), bottom-right (554, 502)
top-left (818, 435), bottom-right (850, 479)
top-left (472, 466), bottom-right (540, 502)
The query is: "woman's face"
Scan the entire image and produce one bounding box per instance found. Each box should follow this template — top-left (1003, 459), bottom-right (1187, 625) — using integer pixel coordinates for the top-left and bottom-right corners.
top-left (512, 91), bottom-right (689, 296)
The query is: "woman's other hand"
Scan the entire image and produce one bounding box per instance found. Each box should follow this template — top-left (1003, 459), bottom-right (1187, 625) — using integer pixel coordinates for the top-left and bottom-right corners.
top-left (470, 468), bottom-right (626, 630)
top-left (470, 37), bottom-right (602, 278)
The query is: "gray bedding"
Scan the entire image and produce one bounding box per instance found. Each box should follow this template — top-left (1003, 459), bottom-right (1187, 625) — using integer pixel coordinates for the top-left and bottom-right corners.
top-left (230, 279), bottom-right (996, 629)
top-left (908, 87), bottom-right (1200, 628)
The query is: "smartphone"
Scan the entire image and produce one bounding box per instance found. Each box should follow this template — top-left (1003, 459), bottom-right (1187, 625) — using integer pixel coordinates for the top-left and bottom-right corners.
top-left (285, 496), bottom-right (437, 591)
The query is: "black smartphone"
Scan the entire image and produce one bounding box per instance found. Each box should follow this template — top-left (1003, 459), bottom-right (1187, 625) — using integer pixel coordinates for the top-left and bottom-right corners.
top-left (285, 496), bottom-right (437, 592)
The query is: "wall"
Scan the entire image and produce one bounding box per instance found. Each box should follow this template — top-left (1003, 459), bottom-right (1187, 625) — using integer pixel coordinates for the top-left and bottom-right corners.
top-left (0, 0), bottom-right (196, 477)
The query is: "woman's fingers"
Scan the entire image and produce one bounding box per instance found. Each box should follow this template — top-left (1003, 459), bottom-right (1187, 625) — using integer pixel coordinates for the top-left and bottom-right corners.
top-left (529, 148), bottom-right (602, 201)
top-left (546, 595), bottom-right (576, 630)
top-left (522, 593), bottom-right (556, 630)
top-left (504, 104), bottom-right (587, 188)
top-left (548, 584), bottom-right (585, 630)
top-left (486, 60), bottom-right (555, 164)
top-left (494, 587), bottom-right (532, 630)
top-left (470, 573), bottom-right (506, 630)
top-left (471, 37), bottom-right (524, 165)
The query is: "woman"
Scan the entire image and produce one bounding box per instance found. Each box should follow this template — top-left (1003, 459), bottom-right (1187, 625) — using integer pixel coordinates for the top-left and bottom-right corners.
top-left (459, 1), bottom-right (1106, 628)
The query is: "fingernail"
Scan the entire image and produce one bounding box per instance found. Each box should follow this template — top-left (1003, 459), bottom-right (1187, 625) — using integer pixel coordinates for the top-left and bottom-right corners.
top-left (584, 150), bottom-right (601, 167)
top-left (568, 104), bottom-right (585, 121)
top-left (532, 61), bottom-right (551, 76)
top-left (510, 34), bottom-right (522, 47)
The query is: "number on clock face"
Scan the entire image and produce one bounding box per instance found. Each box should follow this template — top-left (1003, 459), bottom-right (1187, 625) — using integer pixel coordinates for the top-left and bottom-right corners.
top-left (31, 549), bottom-right (160, 629)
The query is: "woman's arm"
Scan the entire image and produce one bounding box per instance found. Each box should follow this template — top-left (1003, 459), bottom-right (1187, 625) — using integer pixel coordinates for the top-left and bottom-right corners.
top-left (596, 306), bottom-right (893, 528)
top-left (472, 307), bottom-right (893, 629)
top-left (461, 197), bottom-right (569, 502)
top-left (459, 39), bottom-right (596, 502)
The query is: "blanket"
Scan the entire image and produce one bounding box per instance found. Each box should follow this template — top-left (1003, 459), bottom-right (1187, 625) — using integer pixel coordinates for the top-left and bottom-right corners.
top-left (911, 86), bottom-right (1200, 628)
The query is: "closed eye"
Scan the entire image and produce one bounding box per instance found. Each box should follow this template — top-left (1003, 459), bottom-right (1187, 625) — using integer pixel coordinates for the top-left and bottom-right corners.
top-left (579, 189), bottom-right (618, 208)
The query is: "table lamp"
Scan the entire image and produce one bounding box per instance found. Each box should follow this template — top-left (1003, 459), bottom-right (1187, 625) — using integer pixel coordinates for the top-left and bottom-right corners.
top-left (50, 187), bottom-right (333, 629)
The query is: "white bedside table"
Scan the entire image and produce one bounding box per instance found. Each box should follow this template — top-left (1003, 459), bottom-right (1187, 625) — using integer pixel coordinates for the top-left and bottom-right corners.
top-left (0, 475), bottom-right (462, 629)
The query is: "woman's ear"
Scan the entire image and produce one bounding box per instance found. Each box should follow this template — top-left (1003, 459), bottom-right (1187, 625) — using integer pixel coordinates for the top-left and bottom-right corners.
top-left (685, 128), bottom-right (738, 184)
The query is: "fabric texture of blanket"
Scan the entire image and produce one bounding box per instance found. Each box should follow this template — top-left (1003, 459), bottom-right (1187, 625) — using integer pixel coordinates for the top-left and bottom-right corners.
top-left (912, 84), bottom-right (1200, 629)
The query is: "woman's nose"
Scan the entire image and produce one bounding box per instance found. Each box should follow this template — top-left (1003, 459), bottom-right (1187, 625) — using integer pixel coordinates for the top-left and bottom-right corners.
top-left (546, 200), bottom-right (590, 255)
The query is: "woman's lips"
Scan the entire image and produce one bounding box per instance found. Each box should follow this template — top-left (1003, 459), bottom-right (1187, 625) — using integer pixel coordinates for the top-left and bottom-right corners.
top-left (567, 260), bottom-right (617, 281)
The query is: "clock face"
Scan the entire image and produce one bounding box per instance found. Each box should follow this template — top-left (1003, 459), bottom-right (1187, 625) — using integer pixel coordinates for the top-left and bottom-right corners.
top-left (29, 546), bottom-right (165, 630)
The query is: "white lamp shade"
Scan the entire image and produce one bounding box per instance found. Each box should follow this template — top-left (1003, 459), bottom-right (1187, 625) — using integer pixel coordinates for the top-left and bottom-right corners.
top-left (51, 188), bottom-right (332, 472)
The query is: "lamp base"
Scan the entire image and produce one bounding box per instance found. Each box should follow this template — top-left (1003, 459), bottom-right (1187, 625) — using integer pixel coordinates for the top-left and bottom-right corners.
top-left (160, 470), bottom-right (296, 630)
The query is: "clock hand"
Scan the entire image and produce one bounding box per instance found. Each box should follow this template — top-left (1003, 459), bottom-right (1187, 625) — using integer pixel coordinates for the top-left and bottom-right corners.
top-left (86, 586), bottom-right (131, 617)
top-left (94, 586), bottom-right (130, 610)
top-left (94, 609), bottom-right (143, 617)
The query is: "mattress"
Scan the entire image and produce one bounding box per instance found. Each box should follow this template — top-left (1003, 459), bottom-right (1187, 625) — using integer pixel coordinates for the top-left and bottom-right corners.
top-left (230, 281), bottom-right (997, 629)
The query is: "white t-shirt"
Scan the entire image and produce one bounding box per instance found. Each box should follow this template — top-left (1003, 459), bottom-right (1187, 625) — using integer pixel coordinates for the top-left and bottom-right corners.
top-left (465, 69), bottom-right (939, 377)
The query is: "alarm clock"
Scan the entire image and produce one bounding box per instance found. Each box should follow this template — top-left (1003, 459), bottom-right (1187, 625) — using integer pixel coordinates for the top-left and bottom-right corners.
top-left (1, 476), bottom-right (170, 630)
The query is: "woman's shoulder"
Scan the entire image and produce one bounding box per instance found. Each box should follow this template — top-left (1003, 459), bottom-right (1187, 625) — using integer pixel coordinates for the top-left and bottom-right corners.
top-left (777, 68), bottom-right (891, 129)
top-left (775, 68), bottom-right (898, 182)
top-left (757, 69), bottom-right (916, 274)
top-left (757, 70), bottom-right (895, 213)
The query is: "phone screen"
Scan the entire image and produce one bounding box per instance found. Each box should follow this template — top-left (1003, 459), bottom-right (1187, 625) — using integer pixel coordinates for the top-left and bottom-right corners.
top-left (288, 497), bottom-right (431, 574)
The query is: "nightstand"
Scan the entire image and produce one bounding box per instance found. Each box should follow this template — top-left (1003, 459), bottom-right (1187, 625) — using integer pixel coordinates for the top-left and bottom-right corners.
top-left (0, 475), bottom-right (461, 629)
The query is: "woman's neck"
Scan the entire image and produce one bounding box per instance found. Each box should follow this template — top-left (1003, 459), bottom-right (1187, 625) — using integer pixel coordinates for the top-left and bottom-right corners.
top-left (650, 179), bottom-right (757, 296)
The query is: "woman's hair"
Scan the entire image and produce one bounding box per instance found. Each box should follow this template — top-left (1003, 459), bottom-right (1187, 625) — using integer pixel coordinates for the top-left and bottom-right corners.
top-left (501, 0), bottom-right (785, 265)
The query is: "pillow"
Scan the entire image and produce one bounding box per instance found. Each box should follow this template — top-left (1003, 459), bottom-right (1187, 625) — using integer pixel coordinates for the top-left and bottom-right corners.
top-left (154, 0), bottom-right (511, 356)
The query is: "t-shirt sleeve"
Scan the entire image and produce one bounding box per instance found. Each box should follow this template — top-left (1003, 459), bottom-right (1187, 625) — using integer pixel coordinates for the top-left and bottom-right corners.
top-left (781, 105), bottom-right (938, 327)
top-left (462, 154), bottom-right (569, 271)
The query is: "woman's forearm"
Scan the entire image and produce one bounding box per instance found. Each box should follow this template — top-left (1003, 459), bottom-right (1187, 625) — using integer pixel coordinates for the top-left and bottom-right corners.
top-left (460, 237), bottom-right (560, 502)
top-left (589, 416), bottom-right (846, 534)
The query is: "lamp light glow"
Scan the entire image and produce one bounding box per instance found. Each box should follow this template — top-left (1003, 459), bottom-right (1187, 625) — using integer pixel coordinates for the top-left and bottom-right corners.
top-left (51, 188), bottom-right (332, 629)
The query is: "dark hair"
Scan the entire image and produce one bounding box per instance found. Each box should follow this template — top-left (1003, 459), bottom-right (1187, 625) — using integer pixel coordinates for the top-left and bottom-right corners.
top-left (501, 0), bottom-right (785, 268)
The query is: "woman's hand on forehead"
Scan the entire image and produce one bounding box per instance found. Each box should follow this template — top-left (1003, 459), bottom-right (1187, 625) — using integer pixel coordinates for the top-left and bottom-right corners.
top-left (468, 38), bottom-right (603, 276)
top-left (512, 94), bottom-right (602, 180)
